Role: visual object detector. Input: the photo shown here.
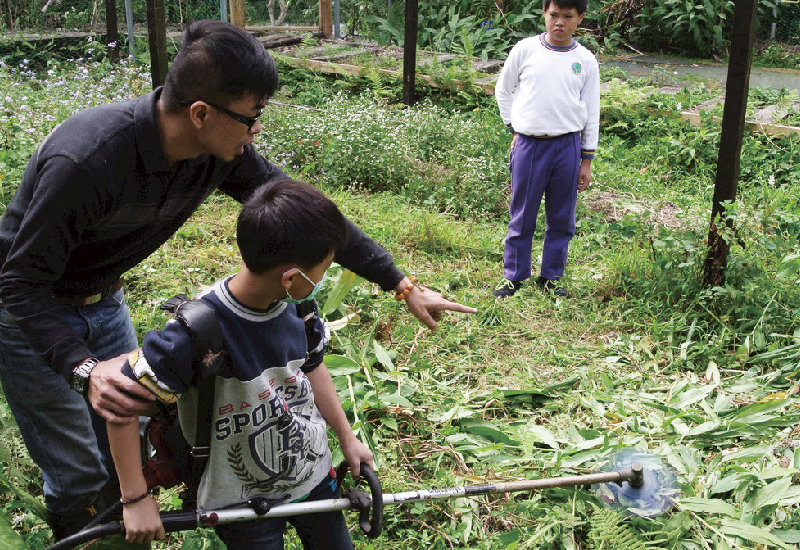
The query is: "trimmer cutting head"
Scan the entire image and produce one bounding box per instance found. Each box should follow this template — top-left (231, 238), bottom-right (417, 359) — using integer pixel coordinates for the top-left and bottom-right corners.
top-left (591, 449), bottom-right (679, 517)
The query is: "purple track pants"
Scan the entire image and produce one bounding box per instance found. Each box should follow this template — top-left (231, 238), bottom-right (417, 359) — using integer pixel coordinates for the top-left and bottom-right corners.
top-left (503, 132), bottom-right (580, 282)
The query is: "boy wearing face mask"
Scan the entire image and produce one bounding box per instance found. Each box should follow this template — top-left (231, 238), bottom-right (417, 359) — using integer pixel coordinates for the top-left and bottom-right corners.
top-left (107, 178), bottom-right (373, 550)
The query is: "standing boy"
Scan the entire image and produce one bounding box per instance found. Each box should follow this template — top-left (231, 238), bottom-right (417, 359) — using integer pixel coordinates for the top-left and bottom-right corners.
top-left (108, 179), bottom-right (373, 549)
top-left (492, 0), bottom-right (600, 298)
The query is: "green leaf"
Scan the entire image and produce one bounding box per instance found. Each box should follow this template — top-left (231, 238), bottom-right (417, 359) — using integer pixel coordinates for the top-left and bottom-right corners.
top-left (719, 445), bottom-right (772, 464)
top-left (668, 383), bottom-right (715, 409)
top-left (717, 518), bottom-right (790, 548)
top-left (428, 405), bottom-right (476, 423)
top-left (542, 376), bottom-right (580, 392)
top-left (774, 530), bottom-right (800, 544)
top-left (496, 388), bottom-right (551, 405)
top-left (751, 477), bottom-right (793, 510)
top-left (678, 497), bottom-right (737, 516)
top-left (515, 424), bottom-right (559, 449)
top-left (324, 354), bottom-right (362, 375)
top-left (372, 340), bottom-right (394, 370)
top-left (0, 513), bottom-right (28, 550)
top-left (728, 399), bottom-right (789, 426)
top-left (321, 267), bottom-right (363, 316)
top-left (778, 485), bottom-right (800, 505)
top-left (776, 253), bottom-right (800, 281)
top-left (458, 418), bottom-right (519, 445)
top-left (377, 393), bottom-right (413, 408)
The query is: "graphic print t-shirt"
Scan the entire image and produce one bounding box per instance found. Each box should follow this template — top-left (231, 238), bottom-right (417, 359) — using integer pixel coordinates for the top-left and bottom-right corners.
top-left (126, 278), bottom-right (332, 509)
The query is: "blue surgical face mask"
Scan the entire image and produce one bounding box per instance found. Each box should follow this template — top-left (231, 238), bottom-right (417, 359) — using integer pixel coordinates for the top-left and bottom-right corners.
top-left (282, 269), bottom-right (327, 304)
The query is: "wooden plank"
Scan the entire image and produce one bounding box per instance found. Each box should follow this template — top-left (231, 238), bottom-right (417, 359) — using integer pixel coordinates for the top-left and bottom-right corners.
top-left (255, 32), bottom-right (295, 41)
top-left (750, 104), bottom-right (790, 124)
top-left (276, 56), bottom-right (497, 95)
top-left (473, 59), bottom-right (504, 73)
top-left (296, 46), bottom-right (330, 57)
top-left (278, 56), bottom-right (398, 78)
top-left (257, 35), bottom-right (307, 48)
top-left (695, 94), bottom-right (726, 111)
top-left (680, 111), bottom-right (800, 137)
top-left (313, 49), bottom-right (370, 61)
top-left (746, 121), bottom-right (800, 137)
top-left (247, 25), bottom-right (319, 32)
top-left (655, 85), bottom-right (683, 95)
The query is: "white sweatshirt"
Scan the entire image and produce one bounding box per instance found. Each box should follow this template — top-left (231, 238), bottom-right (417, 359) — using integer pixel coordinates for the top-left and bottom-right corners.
top-left (495, 34), bottom-right (600, 158)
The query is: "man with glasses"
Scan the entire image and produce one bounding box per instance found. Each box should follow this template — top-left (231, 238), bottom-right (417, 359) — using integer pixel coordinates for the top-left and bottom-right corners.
top-left (0, 19), bottom-right (475, 540)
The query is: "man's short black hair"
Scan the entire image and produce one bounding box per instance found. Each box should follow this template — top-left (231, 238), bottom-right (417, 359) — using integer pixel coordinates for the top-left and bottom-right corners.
top-left (237, 179), bottom-right (348, 273)
top-left (543, 0), bottom-right (588, 14)
top-left (162, 19), bottom-right (279, 113)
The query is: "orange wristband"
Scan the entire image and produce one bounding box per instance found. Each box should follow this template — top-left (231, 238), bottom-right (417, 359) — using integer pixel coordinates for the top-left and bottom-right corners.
top-left (395, 276), bottom-right (417, 301)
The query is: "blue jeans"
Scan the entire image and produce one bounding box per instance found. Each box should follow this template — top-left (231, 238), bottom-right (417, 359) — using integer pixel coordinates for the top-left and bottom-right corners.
top-left (0, 289), bottom-right (138, 515)
top-left (215, 475), bottom-right (354, 550)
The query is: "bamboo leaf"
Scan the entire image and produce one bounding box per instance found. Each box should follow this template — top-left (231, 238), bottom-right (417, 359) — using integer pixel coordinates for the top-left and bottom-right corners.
top-left (516, 424), bottom-right (559, 449)
top-left (728, 399), bottom-right (789, 426)
top-left (667, 383), bottom-right (715, 409)
top-left (751, 477), bottom-right (793, 510)
top-left (372, 340), bottom-right (394, 370)
top-left (458, 418), bottom-right (519, 445)
top-left (324, 354), bottom-right (362, 375)
top-left (717, 518), bottom-right (790, 548)
top-left (720, 445), bottom-right (772, 464)
top-left (678, 497), bottom-right (737, 516)
top-left (322, 268), bottom-right (363, 316)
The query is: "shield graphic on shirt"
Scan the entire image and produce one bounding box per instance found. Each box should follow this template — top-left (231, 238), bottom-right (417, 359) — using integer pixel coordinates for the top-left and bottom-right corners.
top-left (249, 415), bottom-right (306, 480)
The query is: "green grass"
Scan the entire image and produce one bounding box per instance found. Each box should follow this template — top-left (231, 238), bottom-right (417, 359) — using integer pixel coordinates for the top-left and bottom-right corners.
top-left (2, 58), bottom-right (800, 549)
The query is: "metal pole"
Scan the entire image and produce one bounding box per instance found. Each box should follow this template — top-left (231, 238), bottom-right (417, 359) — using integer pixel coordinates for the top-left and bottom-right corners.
top-left (333, 0), bottom-right (340, 38)
top-left (771, 7), bottom-right (777, 41)
top-left (45, 466), bottom-right (645, 550)
top-left (219, 0), bottom-right (228, 22)
top-left (124, 0), bottom-right (134, 59)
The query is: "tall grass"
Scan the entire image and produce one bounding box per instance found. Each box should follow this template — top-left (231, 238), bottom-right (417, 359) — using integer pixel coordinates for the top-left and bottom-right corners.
top-left (2, 57), bottom-right (800, 549)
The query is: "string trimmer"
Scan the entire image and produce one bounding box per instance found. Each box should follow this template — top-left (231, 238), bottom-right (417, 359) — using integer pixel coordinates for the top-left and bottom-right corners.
top-left (46, 450), bottom-right (677, 550)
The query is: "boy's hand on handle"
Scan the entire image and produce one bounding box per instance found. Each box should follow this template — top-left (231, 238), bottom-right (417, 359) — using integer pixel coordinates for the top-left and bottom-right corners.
top-left (341, 436), bottom-right (374, 480)
top-left (88, 354), bottom-right (157, 424)
top-left (122, 496), bottom-right (165, 544)
top-left (397, 277), bottom-right (477, 330)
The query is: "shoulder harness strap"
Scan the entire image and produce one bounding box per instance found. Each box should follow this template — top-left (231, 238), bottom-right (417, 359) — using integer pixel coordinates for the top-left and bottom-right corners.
top-left (160, 295), bottom-right (226, 495)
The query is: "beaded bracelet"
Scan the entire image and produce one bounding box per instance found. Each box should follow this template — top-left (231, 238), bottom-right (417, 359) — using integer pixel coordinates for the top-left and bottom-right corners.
top-left (120, 490), bottom-right (151, 505)
top-left (395, 275), bottom-right (417, 301)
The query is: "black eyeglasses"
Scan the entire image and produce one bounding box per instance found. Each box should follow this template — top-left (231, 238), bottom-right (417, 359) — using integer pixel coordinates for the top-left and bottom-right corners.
top-left (182, 100), bottom-right (262, 130)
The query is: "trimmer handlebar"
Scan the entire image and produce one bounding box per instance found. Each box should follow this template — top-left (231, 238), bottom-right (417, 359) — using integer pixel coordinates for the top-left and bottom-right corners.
top-left (45, 510), bottom-right (201, 550)
top-left (336, 462), bottom-right (383, 538)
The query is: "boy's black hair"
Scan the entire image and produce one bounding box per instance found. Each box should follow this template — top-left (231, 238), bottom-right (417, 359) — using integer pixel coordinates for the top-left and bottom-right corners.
top-left (162, 19), bottom-right (279, 113)
top-left (237, 179), bottom-right (348, 273)
top-left (543, 0), bottom-right (588, 14)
